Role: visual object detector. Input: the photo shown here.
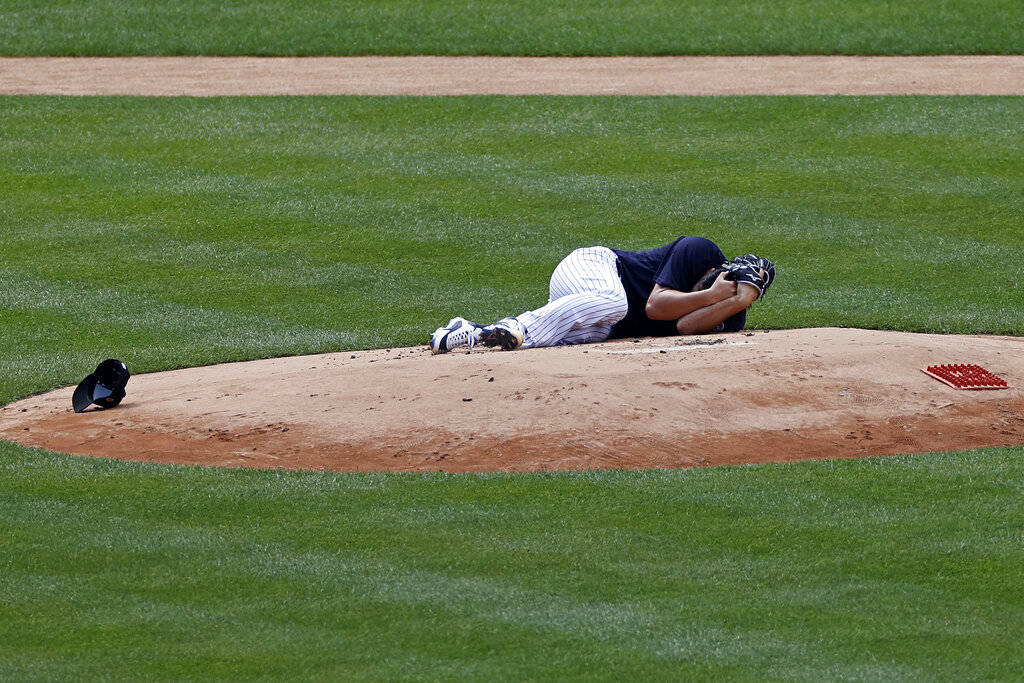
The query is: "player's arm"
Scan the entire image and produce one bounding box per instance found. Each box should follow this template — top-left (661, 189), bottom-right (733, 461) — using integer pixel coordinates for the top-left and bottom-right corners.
top-left (675, 283), bottom-right (758, 335)
top-left (645, 271), bottom-right (735, 321)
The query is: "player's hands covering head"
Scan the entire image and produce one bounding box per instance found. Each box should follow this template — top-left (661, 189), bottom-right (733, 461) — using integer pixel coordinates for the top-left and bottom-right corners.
top-left (723, 255), bottom-right (776, 300)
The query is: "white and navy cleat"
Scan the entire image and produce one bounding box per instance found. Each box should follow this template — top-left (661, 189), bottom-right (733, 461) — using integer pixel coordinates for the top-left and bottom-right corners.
top-left (429, 317), bottom-right (483, 354)
top-left (480, 317), bottom-right (526, 351)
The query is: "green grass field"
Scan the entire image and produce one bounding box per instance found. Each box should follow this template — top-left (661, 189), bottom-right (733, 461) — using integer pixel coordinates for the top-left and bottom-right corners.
top-left (2, 96), bottom-right (1022, 401)
top-left (3, 442), bottom-right (1024, 679)
top-left (2, 95), bottom-right (1024, 678)
top-left (6, 444), bottom-right (1024, 679)
top-left (1, 0), bottom-right (1022, 56)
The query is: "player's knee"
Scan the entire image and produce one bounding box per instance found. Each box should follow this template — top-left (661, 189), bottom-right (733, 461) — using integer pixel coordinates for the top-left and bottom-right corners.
top-left (596, 290), bottom-right (629, 317)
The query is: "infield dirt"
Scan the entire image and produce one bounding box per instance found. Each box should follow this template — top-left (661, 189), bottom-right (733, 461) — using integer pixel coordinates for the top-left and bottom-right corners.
top-left (1, 56), bottom-right (1023, 96)
top-left (4, 328), bottom-right (1024, 472)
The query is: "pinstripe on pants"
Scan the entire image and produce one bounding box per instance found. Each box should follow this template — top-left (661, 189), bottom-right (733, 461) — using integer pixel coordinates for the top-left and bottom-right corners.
top-left (516, 246), bottom-right (629, 348)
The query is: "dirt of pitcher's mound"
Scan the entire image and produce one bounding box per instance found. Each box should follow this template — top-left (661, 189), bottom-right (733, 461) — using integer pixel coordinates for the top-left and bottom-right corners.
top-left (3, 328), bottom-right (1024, 472)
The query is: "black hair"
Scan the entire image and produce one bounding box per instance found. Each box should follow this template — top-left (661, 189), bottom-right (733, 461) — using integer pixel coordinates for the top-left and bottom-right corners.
top-left (695, 266), bottom-right (731, 292)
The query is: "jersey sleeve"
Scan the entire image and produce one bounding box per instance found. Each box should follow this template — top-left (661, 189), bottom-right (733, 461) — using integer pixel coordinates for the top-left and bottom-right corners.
top-left (654, 237), bottom-right (726, 292)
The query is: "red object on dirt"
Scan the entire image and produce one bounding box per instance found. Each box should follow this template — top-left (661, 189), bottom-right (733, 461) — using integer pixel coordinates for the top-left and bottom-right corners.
top-left (922, 364), bottom-right (1009, 390)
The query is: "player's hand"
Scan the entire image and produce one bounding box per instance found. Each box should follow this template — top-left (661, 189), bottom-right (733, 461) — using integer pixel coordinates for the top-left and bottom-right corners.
top-left (709, 271), bottom-right (737, 300)
top-left (736, 268), bottom-right (765, 304)
top-left (723, 255), bottom-right (776, 300)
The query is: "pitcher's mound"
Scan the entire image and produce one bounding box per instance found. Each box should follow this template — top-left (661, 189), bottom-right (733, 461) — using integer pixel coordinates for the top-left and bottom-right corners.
top-left (3, 328), bottom-right (1023, 472)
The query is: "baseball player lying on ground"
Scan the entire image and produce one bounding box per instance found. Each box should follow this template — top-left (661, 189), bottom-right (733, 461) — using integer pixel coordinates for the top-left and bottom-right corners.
top-left (429, 236), bottom-right (775, 354)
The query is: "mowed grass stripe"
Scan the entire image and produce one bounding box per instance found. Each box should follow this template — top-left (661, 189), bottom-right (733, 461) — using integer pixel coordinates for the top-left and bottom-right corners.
top-left (1, 0), bottom-right (1022, 56)
top-left (2, 442), bottom-right (1023, 678)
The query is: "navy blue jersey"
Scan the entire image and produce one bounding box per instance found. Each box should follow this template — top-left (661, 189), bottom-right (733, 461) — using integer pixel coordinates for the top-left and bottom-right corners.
top-left (609, 236), bottom-right (742, 338)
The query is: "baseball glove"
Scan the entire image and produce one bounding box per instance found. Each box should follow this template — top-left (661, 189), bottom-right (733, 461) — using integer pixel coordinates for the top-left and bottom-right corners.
top-left (722, 254), bottom-right (776, 300)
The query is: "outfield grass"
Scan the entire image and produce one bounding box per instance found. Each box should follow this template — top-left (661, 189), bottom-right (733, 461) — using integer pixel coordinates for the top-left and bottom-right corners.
top-left (2, 440), bottom-right (1023, 679)
top-left (2, 95), bottom-right (1023, 678)
top-left (1, 0), bottom-right (1023, 56)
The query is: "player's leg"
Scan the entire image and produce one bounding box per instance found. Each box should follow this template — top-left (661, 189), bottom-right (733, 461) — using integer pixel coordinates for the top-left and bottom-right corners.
top-left (555, 325), bottom-right (616, 346)
top-left (434, 246), bottom-right (627, 353)
top-left (508, 246), bottom-right (628, 349)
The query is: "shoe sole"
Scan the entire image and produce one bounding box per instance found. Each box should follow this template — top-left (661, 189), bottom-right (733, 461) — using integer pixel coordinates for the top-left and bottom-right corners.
top-left (429, 335), bottom-right (448, 354)
top-left (429, 327), bottom-right (456, 354)
top-left (430, 329), bottom-right (460, 354)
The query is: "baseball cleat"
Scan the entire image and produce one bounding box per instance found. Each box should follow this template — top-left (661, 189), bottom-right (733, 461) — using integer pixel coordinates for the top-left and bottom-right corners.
top-left (429, 317), bottom-right (483, 354)
top-left (480, 317), bottom-right (526, 351)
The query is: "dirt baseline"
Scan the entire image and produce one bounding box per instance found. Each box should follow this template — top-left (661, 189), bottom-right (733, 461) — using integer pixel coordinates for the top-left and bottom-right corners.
top-left (2, 328), bottom-right (1023, 472)
top-left (2, 56), bottom-right (1022, 96)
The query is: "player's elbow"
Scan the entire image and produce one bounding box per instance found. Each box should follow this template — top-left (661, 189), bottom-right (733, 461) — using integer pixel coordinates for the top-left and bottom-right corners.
top-left (645, 299), bottom-right (673, 321)
top-left (675, 317), bottom-right (702, 336)
top-left (676, 317), bottom-right (722, 336)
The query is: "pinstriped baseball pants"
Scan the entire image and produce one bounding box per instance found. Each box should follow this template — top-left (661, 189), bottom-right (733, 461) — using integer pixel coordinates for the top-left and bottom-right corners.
top-left (516, 246), bottom-right (629, 349)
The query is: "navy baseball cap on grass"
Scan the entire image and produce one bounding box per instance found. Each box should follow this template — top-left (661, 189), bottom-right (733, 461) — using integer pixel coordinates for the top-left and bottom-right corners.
top-left (72, 359), bottom-right (130, 413)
